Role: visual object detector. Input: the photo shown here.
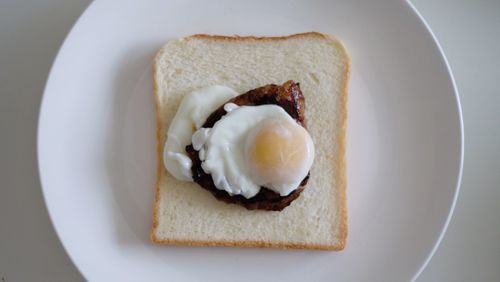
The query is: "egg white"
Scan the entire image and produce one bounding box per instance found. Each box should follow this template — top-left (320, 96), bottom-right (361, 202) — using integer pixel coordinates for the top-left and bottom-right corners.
top-left (163, 86), bottom-right (237, 181)
top-left (192, 103), bottom-right (314, 198)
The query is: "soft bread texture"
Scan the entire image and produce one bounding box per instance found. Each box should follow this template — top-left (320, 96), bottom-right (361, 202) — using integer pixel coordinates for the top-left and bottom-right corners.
top-left (151, 32), bottom-right (350, 250)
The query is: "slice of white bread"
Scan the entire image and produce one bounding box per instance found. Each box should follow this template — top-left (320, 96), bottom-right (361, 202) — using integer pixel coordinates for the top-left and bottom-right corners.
top-left (151, 32), bottom-right (350, 250)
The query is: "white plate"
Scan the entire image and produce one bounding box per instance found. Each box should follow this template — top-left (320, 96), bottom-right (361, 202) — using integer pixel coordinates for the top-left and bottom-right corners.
top-left (38, 0), bottom-right (463, 281)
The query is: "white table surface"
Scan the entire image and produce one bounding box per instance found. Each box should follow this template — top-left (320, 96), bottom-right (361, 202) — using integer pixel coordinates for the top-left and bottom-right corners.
top-left (1, 0), bottom-right (499, 281)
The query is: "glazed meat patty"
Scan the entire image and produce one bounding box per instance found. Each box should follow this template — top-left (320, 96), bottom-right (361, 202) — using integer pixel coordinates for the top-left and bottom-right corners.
top-left (186, 81), bottom-right (310, 211)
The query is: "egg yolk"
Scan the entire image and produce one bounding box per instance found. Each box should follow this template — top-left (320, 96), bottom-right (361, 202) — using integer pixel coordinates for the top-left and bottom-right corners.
top-left (246, 120), bottom-right (311, 184)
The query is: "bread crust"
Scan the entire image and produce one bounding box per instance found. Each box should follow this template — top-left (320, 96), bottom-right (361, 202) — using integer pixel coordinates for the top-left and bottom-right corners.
top-left (151, 32), bottom-right (350, 250)
top-left (151, 237), bottom-right (345, 251)
top-left (327, 32), bottom-right (350, 251)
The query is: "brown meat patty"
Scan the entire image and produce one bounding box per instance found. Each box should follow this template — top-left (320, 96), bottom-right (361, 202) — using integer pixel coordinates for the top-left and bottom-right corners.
top-left (186, 81), bottom-right (310, 211)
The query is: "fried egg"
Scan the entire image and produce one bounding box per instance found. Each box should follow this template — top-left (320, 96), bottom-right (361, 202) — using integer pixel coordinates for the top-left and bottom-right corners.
top-left (192, 103), bottom-right (314, 198)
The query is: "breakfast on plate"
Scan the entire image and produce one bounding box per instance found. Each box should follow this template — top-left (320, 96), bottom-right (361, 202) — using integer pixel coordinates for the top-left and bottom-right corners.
top-left (151, 32), bottom-right (350, 250)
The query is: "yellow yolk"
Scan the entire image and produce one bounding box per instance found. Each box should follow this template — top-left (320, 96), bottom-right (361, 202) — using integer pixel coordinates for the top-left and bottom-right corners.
top-left (247, 120), bottom-right (311, 184)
